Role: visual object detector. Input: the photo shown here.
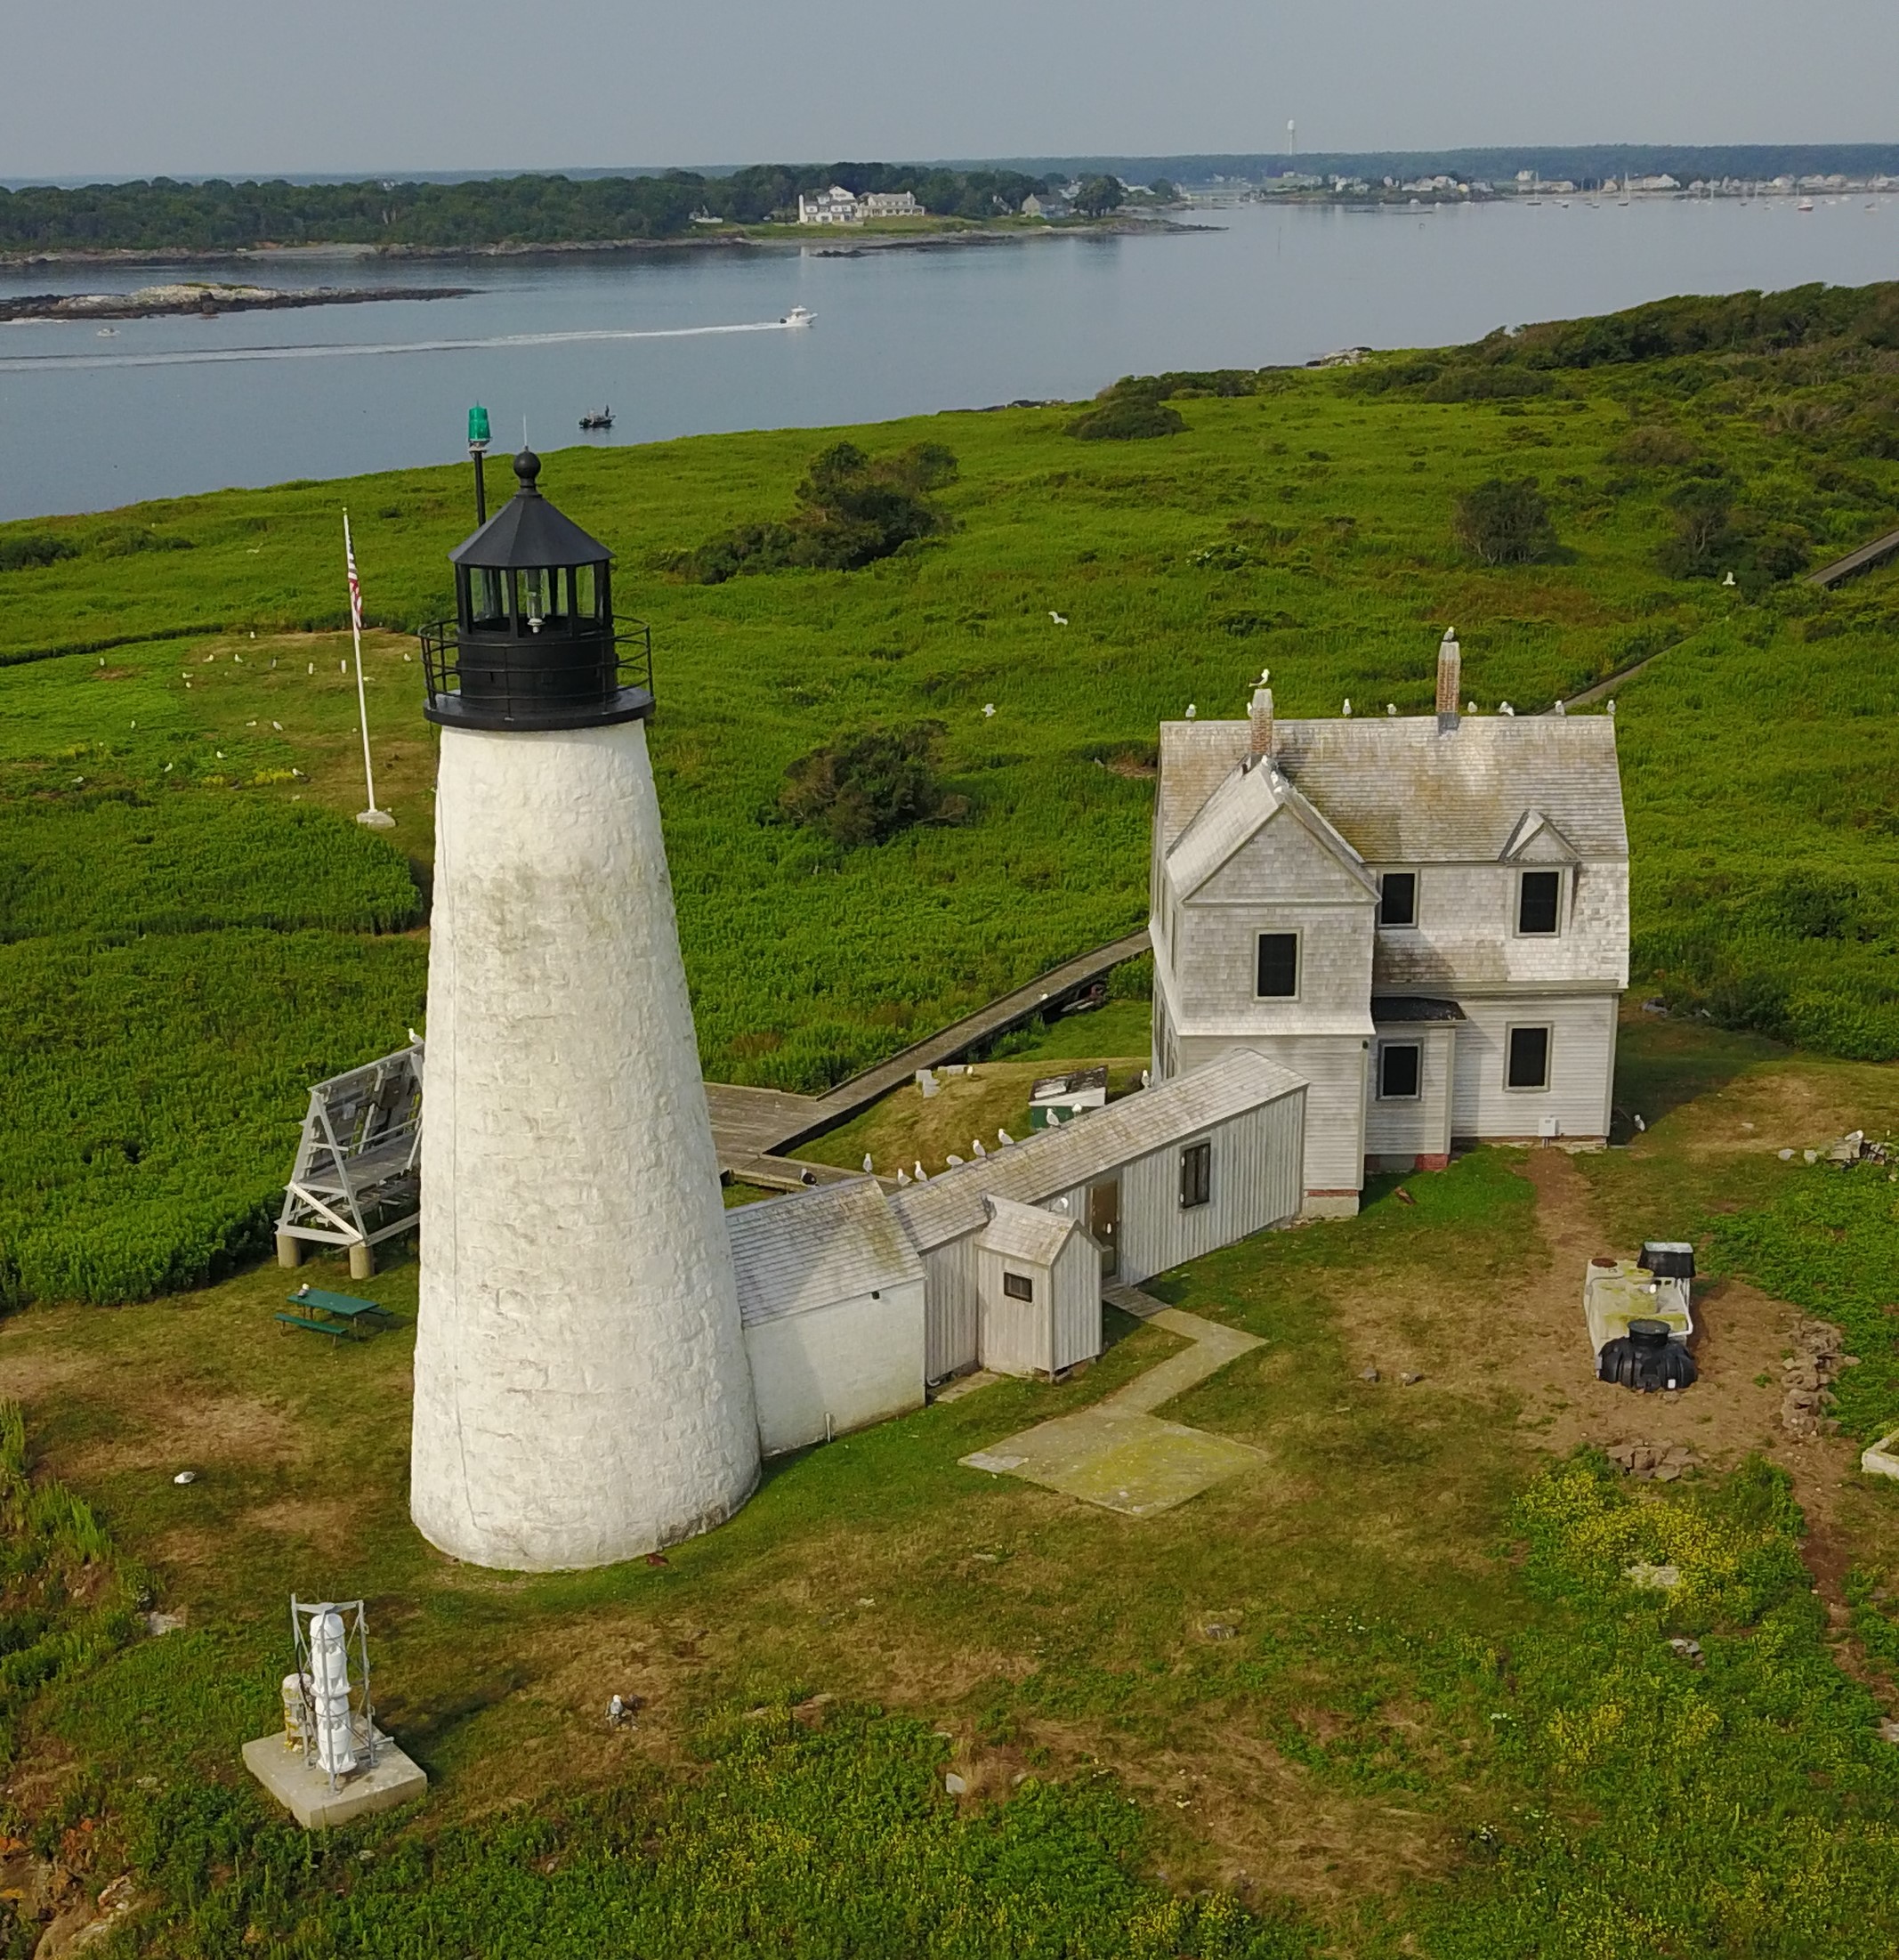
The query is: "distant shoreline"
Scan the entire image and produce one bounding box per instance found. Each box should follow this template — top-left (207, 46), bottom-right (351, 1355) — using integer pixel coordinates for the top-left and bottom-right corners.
top-left (0, 283), bottom-right (473, 322)
top-left (0, 216), bottom-right (1202, 272)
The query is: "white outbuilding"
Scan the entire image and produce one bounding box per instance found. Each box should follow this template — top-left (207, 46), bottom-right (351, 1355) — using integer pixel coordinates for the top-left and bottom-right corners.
top-left (974, 1195), bottom-right (1103, 1380)
top-left (726, 1179), bottom-right (926, 1455)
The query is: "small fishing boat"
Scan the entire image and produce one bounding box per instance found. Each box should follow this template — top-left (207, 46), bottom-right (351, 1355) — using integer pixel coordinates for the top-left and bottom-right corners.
top-left (95, 326), bottom-right (117, 337)
top-left (578, 406), bottom-right (613, 430)
top-left (1798, 198), bottom-right (1815, 213)
top-left (780, 305), bottom-right (816, 328)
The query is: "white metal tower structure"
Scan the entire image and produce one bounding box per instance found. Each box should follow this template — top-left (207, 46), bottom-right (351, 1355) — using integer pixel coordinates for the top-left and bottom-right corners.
top-left (409, 450), bottom-right (759, 1571)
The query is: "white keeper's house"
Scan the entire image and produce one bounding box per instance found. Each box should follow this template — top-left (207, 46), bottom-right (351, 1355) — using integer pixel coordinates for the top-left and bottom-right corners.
top-left (1150, 633), bottom-right (1628, 1216)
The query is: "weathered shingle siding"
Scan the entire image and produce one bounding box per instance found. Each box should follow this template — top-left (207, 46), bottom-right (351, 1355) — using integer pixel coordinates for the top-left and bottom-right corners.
top-left (1365, 1022), bottom-right (1455, 1160)
top-left (1168, 816), bottom-right (1378, 1036)
top-left (1368, 862), bottom-right (1628, 993)
top-left (1176, 1033), bottom-right (1359, 1195)
top-left (1450, 993), bottom-right (1619, 1140)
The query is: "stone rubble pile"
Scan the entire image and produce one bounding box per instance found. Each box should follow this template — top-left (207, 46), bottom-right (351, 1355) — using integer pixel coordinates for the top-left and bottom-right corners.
top-left (1782, 1318), bottom-right (1856, 1439)
top-left (1604, 1440), bottom-right (1701, 1482)
top-left (1798, 1130), bottom-right (1894, 1169)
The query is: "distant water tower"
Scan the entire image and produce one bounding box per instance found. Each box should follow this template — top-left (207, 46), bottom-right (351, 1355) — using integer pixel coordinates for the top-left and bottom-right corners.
top-left (409, 450), bottom-right (759, 1572)
top-left (1287, 119), bottom-right (1297, 158)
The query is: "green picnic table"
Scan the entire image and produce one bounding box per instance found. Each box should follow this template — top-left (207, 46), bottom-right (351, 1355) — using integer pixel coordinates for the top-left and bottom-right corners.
top-left (277, 1286), bottom-right (396, 1341)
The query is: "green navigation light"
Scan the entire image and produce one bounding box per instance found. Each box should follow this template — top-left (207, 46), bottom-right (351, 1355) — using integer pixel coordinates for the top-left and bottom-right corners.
top-left (468, 404), bottom-right (492, 450)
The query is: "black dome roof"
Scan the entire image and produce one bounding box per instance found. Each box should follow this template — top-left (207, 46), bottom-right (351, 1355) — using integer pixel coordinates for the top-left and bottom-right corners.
top-left (448, 450), bottom-right (613, 571)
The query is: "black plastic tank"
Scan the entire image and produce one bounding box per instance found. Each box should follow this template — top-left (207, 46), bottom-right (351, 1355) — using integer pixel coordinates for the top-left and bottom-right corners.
top-left (1598, 1318), bottom-right (1697, 1392)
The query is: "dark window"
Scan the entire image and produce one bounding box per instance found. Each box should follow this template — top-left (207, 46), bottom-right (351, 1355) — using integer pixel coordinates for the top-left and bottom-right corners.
top-left (1507, 1025), bottom-right (1551, 1090)
top-left (1378, 1042), bottom-right (1422, 1099)
top-left (1180, 1139), bottom-right (1212, 1209)
top-left (1256, 932), bottom-right (1298, 998)
top-left (1518, 870), bottom-right (1561, 935)
top-left (1002, 1271), bottom-right (1034, 1302)
top-left (1379, 871), bottom-right (1418, 927)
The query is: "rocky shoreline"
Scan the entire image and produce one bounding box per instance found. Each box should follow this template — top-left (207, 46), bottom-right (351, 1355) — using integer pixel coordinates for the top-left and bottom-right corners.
top-left (0, 281), bottom-right (473, 322)
top-left (0, 217), bottom-right (1203, 275)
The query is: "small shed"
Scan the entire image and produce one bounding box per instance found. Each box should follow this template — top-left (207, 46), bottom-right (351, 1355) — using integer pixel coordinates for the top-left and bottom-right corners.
top-left (726, 1179), bottom-right (926, 1456)
top-left (975, 1195), bottom-right (1102, 1379)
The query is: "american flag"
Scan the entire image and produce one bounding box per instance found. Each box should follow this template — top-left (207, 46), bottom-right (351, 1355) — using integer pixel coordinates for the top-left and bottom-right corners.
top-left (344, 518), bottom-right (363, 630)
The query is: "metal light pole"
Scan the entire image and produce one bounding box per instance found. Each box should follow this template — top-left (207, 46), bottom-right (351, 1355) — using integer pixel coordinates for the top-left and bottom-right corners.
top-left (469, 403), bottom-right (491, 524)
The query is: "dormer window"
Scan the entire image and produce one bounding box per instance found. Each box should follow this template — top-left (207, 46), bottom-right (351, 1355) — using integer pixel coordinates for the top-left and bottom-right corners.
top-left (1378, 871), bottom-right (1418, 928)
top-left (1517, 870), bottom-right (1562, 935)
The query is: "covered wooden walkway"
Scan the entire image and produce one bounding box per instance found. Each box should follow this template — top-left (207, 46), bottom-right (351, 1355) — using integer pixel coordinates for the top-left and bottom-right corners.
top-left (1808, 525), bottom-right (1899, 588)
top-left (707, 927), bottom-right (1152, 1187)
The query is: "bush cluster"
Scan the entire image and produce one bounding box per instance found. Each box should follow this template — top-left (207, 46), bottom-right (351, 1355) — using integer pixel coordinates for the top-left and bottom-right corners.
top-left (776, 721), bottom-right (968, 846)
top-left (671, 442), bottom-right (957, 583)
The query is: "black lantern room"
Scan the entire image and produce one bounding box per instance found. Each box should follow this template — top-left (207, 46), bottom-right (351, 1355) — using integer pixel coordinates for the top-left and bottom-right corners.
top-left (420, 450), bottom-right (652, 731)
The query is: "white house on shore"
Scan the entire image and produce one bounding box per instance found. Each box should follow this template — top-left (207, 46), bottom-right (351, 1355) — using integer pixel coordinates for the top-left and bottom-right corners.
top-left (796, 188), bottom-right (925, 224)
top-left (797, 186), bottom-right (861, 224)
top-left (1150, 635), bottom-right (1628, 1217)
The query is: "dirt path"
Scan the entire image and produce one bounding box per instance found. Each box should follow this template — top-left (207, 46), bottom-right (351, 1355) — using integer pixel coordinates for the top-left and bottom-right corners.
top-left (1510, 1150), bottom-right (1886, 1660)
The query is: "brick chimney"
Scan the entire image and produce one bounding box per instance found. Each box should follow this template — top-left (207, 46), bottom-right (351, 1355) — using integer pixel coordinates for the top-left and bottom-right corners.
top-left (1249, 684), bottom-right (1275, 760)
top-left (1434, 629), bottom-right (1461, 733)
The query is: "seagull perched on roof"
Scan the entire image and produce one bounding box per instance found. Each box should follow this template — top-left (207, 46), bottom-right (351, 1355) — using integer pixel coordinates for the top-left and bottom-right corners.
top-left (1386, 703), bottom-right (1397, 717)
top-left (914, 1162), bottom-right (927, 1182)
top-left (1184, 703), bottom-right (1197, 719)
top-left (946, 1153), bottom-right (965, 1167)
top-left (408, 1027), bottom-right (421, 1044)
top-left (862, 1153), bottom-right (875, 1174)
top-left (1342, 699), bottom-right (1353, 717)
top-left (896, 1168), bottom-right (910, 1186)
top-left (997, 1129), bottom-right (1014, 1147)
top-left (973, 1139), bottom-right (987, 1157)
top-left (1499, 701), bottom-right (1516, 717)
top-left (1606, 699), bottom-right (1617, 717)
top-left (1049, 611), bottom-right (1068, 625)
top-left (1554, 699), bottom-right (1566, 716)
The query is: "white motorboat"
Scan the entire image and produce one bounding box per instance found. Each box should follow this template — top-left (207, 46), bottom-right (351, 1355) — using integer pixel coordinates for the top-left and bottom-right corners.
top-left (781, 305), bottom-right (816, 328)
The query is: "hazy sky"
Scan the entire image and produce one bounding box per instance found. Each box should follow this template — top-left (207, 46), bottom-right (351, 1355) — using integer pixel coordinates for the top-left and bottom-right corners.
top-left (7, 0), bottom-right (1896, 181)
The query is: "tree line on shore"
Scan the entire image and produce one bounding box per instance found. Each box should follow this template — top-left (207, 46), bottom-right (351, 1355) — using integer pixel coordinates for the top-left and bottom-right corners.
top-left (0, 164), bottom-right (1079, 254)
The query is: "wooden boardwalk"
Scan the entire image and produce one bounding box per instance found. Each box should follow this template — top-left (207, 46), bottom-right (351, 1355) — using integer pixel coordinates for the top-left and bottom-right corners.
top-left (705, 926), bottom-right (1152, 1183)
top-left (1809, 525), bottom-right (1899, 589)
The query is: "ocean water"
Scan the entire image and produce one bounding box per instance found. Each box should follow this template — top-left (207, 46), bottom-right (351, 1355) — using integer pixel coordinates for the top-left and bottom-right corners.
top-left (0, 195), bottom-right (1894, 522)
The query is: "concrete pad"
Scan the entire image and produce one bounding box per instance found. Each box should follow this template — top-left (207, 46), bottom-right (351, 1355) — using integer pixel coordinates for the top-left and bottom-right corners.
top-left (963, 1406), bottom-right (1263, 1516)
top-left (242, 1729), bottom-right (426, 1829)
top-left (959, 1302), bottom-right (1266, 1517)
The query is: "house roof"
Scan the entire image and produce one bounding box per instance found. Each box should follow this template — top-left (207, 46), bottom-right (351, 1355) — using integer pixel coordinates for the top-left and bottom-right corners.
top-left (978, 1195), bottom-right (1081, 1265)
top-left (891, 1048), bottom-right (1305, 1252)
top-left (1165, 752), bottom-right (1378, 899)
top-left (1158, 715), bottom-right (1627, 864)
top-left (726, 1178), bottom-right (923, 1327)
top-left (1371, 996), bottom-right (1467, 1023)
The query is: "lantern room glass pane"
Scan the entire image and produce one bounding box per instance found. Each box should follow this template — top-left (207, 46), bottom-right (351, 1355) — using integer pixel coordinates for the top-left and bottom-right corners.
top-left (470, 567), bottom-right (506, 627)
top-left (576, 563), bottom-right (598, 620)
top-left (515, 568), bottom-right (557, 629)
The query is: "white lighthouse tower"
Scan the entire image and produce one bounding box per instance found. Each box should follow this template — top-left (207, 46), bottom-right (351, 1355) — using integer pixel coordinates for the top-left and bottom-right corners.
top-left (409, 449), bottom-right (759, 1572)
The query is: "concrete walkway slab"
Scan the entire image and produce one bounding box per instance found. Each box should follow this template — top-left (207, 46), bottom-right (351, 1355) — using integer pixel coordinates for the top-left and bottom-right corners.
top-left (960, 1300), bottom-right (1265, 1516)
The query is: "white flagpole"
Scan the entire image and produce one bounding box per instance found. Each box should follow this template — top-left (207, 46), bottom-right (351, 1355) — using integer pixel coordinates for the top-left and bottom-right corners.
top-left (343, 510), bottom-right (394, 829)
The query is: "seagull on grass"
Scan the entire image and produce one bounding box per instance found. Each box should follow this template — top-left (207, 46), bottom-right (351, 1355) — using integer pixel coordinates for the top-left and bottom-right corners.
top-left (1049, 611), bottom-right (1068, 626)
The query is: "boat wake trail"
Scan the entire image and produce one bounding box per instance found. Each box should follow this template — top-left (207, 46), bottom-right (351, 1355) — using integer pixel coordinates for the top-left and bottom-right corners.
top-left (0, 318), bottom-right (797, 374)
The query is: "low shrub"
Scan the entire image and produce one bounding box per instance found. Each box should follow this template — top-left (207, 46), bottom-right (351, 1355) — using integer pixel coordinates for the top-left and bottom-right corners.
top-left (1451, 477), bottom-right (1558, 565)
top-left (777, 721), bottom-right (968, 846)
top-left (672, 442), bottom-right (957, 582)
top-left (0, 532), bottom-right (76, 574)
top-left (1067, 396), bottom-right (1185, 441)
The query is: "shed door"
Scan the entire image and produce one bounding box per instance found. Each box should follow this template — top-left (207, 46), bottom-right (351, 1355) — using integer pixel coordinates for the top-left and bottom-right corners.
top-left (1087, 1179), bottom-right (1120, 1278)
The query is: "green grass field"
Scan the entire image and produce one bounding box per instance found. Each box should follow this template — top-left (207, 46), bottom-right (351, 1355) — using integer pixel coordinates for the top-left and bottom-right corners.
top-left (12, 1020), bottom-right (1899, 1954)
top-left (6, 283), bottom-right (1899, 1303)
